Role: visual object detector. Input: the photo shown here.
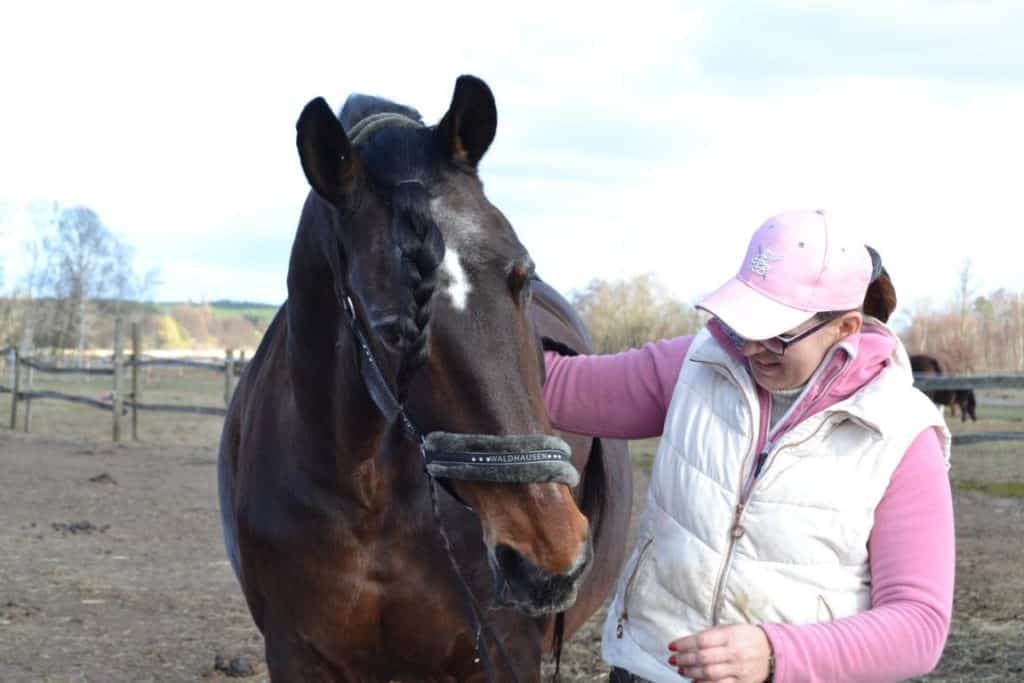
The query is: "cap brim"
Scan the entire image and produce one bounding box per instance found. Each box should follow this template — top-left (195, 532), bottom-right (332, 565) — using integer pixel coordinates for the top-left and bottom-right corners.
top-left (697, 277), bottom-right (816, 340)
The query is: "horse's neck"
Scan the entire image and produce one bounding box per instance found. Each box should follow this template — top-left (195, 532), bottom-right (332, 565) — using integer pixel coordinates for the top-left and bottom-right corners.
top-left (284, 209), bottom-right (393, 470)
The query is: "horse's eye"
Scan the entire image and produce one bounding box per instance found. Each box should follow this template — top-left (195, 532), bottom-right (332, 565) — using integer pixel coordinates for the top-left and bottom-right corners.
top-left (373, 319), bottom-right (405, 350)
top-left (508, 263), bottom-right (534, 304)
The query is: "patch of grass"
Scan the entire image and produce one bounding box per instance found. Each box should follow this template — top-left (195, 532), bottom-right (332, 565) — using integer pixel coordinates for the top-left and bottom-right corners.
top-left (957, 480), bottom-right (1024, 498)
top-left (207, 303), bottom-right (278, 323)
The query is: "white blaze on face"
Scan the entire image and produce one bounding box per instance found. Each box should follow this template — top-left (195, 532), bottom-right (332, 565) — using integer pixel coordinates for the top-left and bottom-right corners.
top-left (430, 195), bottom-right (480, 313)
top-left (441, 248), bottom-right (471, 311)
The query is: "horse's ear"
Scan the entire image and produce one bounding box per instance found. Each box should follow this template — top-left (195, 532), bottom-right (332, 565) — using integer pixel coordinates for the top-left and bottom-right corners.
top-left (296, 97), bottom-right (359, 203)
top-left (437, 75), bottom-right (497, 167)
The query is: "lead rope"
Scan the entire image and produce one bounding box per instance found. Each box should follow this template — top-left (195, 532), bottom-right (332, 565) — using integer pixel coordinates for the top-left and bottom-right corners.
top-left (424, 452), bottom-right (495, 683)
top-left (423, 441), bottom-right (525, 683)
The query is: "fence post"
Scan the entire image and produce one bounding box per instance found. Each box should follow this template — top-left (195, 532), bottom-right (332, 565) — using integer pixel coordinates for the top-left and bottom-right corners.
top-left (224, 348), bottom-right (235, 406)
top-left (112, 318), bottom-right (123, 443)
top-left (131, 322), bottom-right (140, 441)
top-left (9, 348), bottom-right (19, 430)
top-left (24, 363), bottom-right (33, 433)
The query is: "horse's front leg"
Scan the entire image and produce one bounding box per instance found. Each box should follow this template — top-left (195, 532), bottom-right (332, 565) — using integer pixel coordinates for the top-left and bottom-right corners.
top-left (265, 627), bottom-right (378, 683)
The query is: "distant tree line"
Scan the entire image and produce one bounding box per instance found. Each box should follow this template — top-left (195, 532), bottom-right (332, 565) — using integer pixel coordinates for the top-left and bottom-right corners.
top-left (572, 265), bottom-right (1024, 374)
top-left (901, 260), bottom-right (1024, 373)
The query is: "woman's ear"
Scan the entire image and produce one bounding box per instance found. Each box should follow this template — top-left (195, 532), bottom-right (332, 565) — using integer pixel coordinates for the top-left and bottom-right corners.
top-left (838, 311), bottom-right (863, 339)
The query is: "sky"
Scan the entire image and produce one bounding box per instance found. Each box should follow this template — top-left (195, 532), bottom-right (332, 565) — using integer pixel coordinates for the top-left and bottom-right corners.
top-left (2, 1), bottom-right (1023, 328)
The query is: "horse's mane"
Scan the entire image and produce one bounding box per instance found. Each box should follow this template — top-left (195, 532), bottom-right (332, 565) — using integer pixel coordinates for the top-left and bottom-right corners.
top-left (331, 94), bottom-right (441, 398)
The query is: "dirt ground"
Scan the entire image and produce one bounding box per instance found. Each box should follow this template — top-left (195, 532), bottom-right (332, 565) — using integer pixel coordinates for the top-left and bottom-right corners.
top-left (1, 392), bottom-right (1022, 682)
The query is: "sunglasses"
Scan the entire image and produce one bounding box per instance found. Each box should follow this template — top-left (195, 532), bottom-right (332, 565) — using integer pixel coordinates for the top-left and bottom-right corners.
top-left (719, 315), bottom-right (840, 357)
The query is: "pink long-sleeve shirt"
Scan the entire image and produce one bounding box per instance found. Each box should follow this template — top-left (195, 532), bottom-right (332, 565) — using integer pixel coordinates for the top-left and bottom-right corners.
top-left (544, 333), bottom-right (954, 682)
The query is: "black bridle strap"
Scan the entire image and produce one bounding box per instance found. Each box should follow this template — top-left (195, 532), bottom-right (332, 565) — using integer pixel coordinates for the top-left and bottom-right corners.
top-left (342, 294), bottom-right (421, 441)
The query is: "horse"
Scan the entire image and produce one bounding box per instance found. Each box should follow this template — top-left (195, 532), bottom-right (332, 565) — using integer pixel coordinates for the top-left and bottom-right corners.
top-left (218, 75), bottom-right (632, 682)
top-left (909, 353), bottom-right (977, 422)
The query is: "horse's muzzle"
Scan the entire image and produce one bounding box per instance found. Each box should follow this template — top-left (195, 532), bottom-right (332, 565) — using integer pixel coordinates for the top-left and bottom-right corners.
top-left (491, 538), bottom-right (593, 615)
top-left (422, 432), bottom-right (578, 487)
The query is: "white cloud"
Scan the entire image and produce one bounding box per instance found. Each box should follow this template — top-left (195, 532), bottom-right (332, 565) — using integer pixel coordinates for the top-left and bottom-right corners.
top-left (2, 1), bottom-right (1021, 315)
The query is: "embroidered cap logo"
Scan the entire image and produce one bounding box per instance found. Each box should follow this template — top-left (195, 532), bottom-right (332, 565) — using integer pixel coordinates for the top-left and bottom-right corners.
top-left (749, 244), bottom-right (782, 279)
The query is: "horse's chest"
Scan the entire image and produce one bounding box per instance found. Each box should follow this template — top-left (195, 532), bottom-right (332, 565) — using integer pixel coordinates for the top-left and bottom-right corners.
top-left (301, 538), bottom-right (479, 671)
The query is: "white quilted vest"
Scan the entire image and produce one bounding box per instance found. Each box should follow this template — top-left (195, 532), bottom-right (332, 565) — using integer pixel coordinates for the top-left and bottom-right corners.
top-left (601, 327), bottom-right (950, 682)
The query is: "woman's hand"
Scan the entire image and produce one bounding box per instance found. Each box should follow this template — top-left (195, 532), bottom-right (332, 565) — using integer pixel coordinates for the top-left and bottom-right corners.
top-left (667, 624), bottom-right (773, 682)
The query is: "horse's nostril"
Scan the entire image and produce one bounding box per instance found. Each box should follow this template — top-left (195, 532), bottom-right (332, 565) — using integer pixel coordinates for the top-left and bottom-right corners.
top-left (494, 544), bottom-right (533, 583)
top-left (493, 543), bottom-right (586, 614)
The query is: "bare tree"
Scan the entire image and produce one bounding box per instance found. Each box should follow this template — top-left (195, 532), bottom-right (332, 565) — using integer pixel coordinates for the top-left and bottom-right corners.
top-left (15, 204), bottom-right (156, 360)
top-left (44, 206), bottom-right (116, 359)
top-left (108, 240), bottom-right (161, 315)
top-left (955, 257), bottom-right (976, 338)
top-left (572, 273), bottom-right (703, 353)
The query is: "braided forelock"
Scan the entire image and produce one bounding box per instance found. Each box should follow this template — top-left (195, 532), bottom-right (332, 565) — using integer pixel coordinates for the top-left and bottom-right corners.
top-left (391, 181), bottom-right (445, 397)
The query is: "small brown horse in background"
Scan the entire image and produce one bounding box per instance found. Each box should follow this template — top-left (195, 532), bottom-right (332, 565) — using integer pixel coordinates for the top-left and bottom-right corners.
top-left (910, 353), bottom-right (977, 421)
top-left (218, 75), bottom-right (631, 681)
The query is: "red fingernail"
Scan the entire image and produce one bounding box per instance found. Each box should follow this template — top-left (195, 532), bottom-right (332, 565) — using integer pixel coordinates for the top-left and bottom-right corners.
top-left (668, 642), bottom-right (677, 651)
top-left (668, 656), bottom-right (677, 666)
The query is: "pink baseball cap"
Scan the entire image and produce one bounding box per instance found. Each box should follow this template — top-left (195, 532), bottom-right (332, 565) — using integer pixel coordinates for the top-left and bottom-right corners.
top-left (697, 209), bottom-right (873, 340)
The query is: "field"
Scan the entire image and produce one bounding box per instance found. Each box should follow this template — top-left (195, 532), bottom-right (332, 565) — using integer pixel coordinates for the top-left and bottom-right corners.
top-left (1, 369), bottom-right (1022, 682)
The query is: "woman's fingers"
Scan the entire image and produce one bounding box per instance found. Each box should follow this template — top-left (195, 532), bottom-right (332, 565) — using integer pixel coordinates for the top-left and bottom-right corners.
top-left (672, 644), bottom-right (731, 668)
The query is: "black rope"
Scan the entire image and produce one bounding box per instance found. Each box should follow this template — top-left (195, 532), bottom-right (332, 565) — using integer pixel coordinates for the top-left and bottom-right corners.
top-left (551, 612), bottom-right (565, 682)
top-left (426, 467), bottom-right (496, 683)
top-left (425, 459), bottom-right (523, 683)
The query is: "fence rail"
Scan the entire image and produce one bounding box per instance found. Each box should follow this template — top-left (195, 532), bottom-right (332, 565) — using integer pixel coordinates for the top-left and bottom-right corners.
top-left (914, 375), bottom-right (1024, 390)
top-left (4, 337), bottom-right (1023, 444)
top-left (17, 357), bottom-right (114, 375)
top-left (3, 325), bottom-right (241, 440)
top-left (133, 358), bottom-right (231, 372)
top-left (125, 400), bottom-right (227, 417)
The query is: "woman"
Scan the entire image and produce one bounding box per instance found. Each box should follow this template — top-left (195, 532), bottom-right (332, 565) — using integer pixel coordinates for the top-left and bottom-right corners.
top-left (544, 210), bottom-right (954, 682)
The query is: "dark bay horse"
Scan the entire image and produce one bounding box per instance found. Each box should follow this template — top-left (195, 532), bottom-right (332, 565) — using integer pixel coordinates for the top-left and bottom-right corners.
top-left (910, 353), bottom-right (977, 421)
top-left (218, 75), bottom-right (631, 681)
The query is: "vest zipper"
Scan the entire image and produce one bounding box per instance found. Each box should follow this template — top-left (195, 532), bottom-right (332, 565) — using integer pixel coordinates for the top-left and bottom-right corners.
top-left (702, 353), bottom-right (851, 626)
top-left (616, 537), bottom-right (655, 638)
top-left (695, 359), bottom-right (759, 626)
top-left (709, 418), bottom-right (838, 624)
top-left (709, 501), bottom-right (747, 625)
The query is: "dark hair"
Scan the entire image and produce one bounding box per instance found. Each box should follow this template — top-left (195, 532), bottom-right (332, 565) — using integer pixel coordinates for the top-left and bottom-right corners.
top-left (392, 181), bottom-right (444, 398)
top-left (815, 245), bottom-right (896, 323)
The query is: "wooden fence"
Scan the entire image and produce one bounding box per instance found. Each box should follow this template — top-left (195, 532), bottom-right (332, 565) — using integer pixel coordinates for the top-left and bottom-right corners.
top-left (1, 319), bottom-right (244, 442)
top-left (2, 326), bottom-right (1022, 445)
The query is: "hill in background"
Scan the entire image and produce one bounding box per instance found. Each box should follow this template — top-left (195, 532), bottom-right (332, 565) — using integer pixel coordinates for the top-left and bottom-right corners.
top-left (0, 298), bottom-right (281, 354)
top-left (145, 300), bottom-right (280, 352)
